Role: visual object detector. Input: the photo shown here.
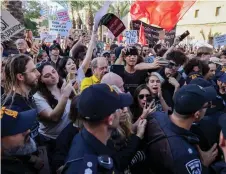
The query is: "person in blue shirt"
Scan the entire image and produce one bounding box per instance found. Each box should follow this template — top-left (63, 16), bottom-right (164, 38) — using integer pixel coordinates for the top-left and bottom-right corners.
top-left (146, 84), bottom-right (217, 174)
top-left (62, 84), bottom-right (133, 174)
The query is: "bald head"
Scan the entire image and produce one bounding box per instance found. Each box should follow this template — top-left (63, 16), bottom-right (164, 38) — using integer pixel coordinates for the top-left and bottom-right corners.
top-left (91, 57), bottom-right (108, 80)
top-left (101, 72), bottom-right (124, 92)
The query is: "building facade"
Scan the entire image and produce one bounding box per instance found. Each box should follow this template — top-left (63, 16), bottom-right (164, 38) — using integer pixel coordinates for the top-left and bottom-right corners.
top-left (177, 1), bottom-right (226, 43)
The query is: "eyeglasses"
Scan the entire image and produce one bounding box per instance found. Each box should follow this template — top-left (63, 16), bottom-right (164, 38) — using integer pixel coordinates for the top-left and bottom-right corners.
top-left (138, 94), bottom-right (151, 100)
top-left (167, 62), bottom-right (180, 69)
top-left (36, 59), bottom-right (48, 68)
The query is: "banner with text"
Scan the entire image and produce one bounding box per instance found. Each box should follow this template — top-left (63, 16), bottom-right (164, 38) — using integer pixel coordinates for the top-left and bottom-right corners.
top-left (56, 10), bottom-right (70, 21)
top-left (125, 30), bottom-right (138, 44)
top-left (131, 20), bottom-right (176, 47)
top-left (214, 34), bottom-right (226, 48)
top-left (40, 32), bottom-right (56, 43)
top-left (1, 10), bottom-right (25, 42)
top-left (49, 20), bottom-right (72, 37)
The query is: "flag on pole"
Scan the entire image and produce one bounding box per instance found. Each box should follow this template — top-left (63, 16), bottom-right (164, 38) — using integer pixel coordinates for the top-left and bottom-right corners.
top-left (139, 22), bottom-right (147, 45)
top-left (130, 0), bottom-right (196, 31)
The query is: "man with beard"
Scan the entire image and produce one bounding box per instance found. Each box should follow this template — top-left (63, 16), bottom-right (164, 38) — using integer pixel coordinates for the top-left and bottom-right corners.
top-left (81, 57), bottom-right (108, 92)
top-left (2, 54), bottom-right (40, 143)
top-left (1, 108), bottom-right (42, 174)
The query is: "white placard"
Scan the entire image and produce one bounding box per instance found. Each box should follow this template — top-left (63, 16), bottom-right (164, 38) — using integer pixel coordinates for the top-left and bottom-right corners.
top-left (56, 9), bottom-right (70, 21)
top-left (125, 30), bottom-right (138, 44)
top-left (214, 34), bottom-right (226, 48)
top-left (1, 10), bottom-right (25, 42)
top-left (40, 32), bottom-right (56, 43)
top-left (49, 20), bottom-right (72, 37)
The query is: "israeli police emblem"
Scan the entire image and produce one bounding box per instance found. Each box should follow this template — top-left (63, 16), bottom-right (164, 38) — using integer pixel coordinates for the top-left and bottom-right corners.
top-left (185, 159), bottom-right (202, 174)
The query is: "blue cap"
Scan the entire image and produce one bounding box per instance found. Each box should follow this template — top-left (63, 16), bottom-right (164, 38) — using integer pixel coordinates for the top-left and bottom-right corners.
top-left (186, 72), bottom-right (203, 84)
top-left (218, 73), bottom-right (226, 83)
top-left (190, 78), bottom-right (212, 87)
top-left (1, 107), bottom-right (37, 137)
top-left (174, 84), bottom-right (217, 115)
top-left (78, 84), bottom-right (133, 121)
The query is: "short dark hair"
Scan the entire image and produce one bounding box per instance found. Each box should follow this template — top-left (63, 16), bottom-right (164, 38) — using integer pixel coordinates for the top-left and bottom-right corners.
top-left (154, 44), bottom-right (162, 54)
top-left (166, 50), bottom-right (188, 66)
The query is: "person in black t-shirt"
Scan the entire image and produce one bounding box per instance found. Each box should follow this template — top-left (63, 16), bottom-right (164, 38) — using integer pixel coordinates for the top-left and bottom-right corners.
top-left (158, 50), bottom-right (187, 108)
top-left (2, 54), bottom-right (40, 141)
top-left (116, 46), bottom-right (148, 95)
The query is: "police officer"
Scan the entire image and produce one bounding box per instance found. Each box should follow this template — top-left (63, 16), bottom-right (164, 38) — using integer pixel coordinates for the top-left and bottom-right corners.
top-left (62, 84), bottom-right (133, 174)
top-left (146, 84), bottom-right (217, 174)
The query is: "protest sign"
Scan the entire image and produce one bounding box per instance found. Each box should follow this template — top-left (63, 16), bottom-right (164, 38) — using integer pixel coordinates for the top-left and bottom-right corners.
top-left (49, 20), bottom-right (72, 37)
top-left (214, 34), bottom-right (226, 48)
top-left (99, 13), bottom-right (126, 37)
top-left (56, 9), bottom-right (70, 21)
top-left (1, 10), bottom-right (25, 42)
top-left (40, 32), bottom-right (56, 43)
top-left (125, 30), bottom-right (138, 44)
top-left (131, 20), bottom-right (176, 46)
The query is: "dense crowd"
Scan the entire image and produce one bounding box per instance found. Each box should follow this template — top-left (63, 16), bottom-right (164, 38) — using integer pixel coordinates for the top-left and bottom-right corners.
top-left (1, 29), bottom-right (226, 174)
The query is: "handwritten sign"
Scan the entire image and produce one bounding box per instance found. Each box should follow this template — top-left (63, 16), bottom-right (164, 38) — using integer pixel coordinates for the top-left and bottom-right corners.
top-left (214, 34), bottom-right (226, 48)
top-left (56, 10), bottom-right (70, 21)
top-left (1, 10), bottom-right (25, 42)
top-left (125, 30), bottom-right (138, 44)
top-left (40, 32), bottom-right (56, 43)
top-left (49, 20), bottom-right (72, 37)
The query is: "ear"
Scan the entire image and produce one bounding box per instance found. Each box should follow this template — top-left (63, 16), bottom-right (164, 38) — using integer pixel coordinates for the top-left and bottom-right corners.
top-left (219, 131), bottom-right (226, 148)
top-left (106, 115), bottom-right (114, 126)
top-left (194, 111), bottom-right (200, 122)
top-left (16, 73), bottom-right (25, 82)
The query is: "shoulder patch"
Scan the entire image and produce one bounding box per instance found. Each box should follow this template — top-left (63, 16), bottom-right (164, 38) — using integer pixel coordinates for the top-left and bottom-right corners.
top-left (185, 159), bottom-right (202, 174)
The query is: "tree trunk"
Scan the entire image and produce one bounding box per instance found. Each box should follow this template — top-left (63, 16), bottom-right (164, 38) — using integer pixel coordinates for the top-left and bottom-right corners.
top-left (3, 0), bottom-right (25, 54)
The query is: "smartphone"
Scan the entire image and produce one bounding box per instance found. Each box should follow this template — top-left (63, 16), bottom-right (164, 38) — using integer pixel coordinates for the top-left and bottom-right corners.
top-left (110, 65), bottom-right (124, 79)
top-left (179, 30), bottom-right (190, 41)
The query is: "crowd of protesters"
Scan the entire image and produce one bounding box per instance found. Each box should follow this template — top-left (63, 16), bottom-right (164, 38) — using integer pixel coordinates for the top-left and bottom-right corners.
top-left (1, 28), bottom-right (226, 174)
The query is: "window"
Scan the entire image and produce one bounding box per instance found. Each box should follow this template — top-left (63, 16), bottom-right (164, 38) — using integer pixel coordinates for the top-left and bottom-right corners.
top-left (194, 9), bottom-right (199, 18)
top-left (215, 7), bottom-right (221, 16)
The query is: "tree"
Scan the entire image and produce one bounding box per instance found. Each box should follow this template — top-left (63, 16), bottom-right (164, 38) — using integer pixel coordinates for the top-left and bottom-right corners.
top-left (23, 1), bottom-right (41, 36)
top-left (2, 0), bottom-right (24, 53)
top-left (108, 1), bottom-right (130, 19)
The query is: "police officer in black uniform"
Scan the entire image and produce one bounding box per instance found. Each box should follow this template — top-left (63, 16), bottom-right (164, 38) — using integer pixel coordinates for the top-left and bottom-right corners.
top-left (62, 84), bottom-right (133, 174)
top-left (146, 84), bottom-right (217, 174)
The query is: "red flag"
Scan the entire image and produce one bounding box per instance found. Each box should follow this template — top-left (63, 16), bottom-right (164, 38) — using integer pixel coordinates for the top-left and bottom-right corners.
top-left (130, 0), bottom-right (196, 31)
top-left (139, 23), bottom-right (147, 45)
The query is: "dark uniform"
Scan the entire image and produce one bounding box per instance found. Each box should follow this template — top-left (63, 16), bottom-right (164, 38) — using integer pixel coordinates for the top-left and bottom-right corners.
top-left (146, 112), bottom-right (204, 174)
top-left (62, 84), bottom-right (133, 174)
top-left (63, 128), bottom-right (117, 174)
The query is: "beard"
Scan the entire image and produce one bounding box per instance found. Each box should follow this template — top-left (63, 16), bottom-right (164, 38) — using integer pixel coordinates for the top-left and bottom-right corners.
top-left (24, 74), bottom-right (38, 89)
top-left (3, 137), bottom-right (37, 156)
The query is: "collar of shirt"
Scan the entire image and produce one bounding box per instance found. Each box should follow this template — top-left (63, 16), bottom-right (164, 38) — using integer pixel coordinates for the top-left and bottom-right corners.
top-left (91, 75), bottom-right (100, 84)
top-left (167, 118), bottom-right (197, 138)
top-left (81, 128), bottom-right (113, 156)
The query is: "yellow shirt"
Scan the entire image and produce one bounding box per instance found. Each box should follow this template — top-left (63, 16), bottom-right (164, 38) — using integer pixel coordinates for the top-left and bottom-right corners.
top-left (80, 75), bottom-right (100, 92)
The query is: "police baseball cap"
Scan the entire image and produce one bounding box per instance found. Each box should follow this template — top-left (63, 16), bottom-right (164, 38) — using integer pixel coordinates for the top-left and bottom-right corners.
top-left (78, 84), bottom-right (133, 121)
top-left (190, 78), bottom-right (212, 88)
top-left (217, 73), bottom-right (226, 83)
top-left (1, 107), bottom-right (37, 137)
top-left (219, 115), bottom-right (226, 138)
top-left (186, 72), bottom-right (203, 84)
top-left (174, 84), bottom-right (217, 115)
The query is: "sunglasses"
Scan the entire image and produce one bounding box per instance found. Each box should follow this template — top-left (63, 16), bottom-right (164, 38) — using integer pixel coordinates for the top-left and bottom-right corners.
top-left (167, 62), bottom-right (180, 69)
top-left (138, 94), bottom-right (151, 100)
top-left (36, 59), bottom-right (48, 68)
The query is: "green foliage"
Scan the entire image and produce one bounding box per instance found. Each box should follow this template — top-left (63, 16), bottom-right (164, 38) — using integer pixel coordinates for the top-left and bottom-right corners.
top-left (23, 1), bottom-right (41, 19)
top-left (108, 1), bottom-right (130, 19)
top-left (24, 18), bottom-right (38, 36)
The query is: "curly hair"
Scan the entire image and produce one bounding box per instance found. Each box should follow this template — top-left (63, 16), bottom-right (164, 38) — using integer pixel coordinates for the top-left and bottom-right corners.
top-left (166, 50), bottom-right (188, 66)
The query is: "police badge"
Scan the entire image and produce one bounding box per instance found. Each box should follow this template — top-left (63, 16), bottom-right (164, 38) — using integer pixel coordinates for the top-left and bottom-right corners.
top-left (185, 159), bottom-right (202, 174)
